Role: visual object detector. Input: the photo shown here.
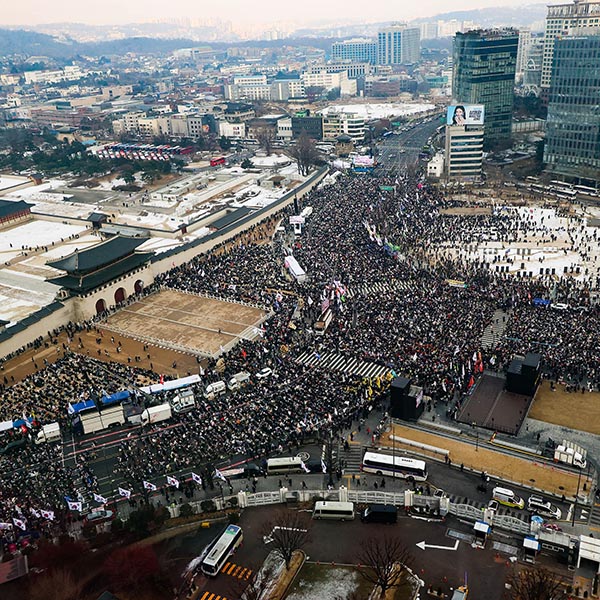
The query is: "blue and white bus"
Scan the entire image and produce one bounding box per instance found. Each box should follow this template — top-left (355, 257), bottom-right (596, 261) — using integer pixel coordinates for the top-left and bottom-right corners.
top-left (361, 451), bottom-right (428, 481)
top-left (200, 525), bottom-right (243, 577)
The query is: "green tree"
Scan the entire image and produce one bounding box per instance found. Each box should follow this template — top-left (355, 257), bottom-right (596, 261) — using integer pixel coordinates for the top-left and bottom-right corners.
top-left (219, 135), bottom-right (232, 151)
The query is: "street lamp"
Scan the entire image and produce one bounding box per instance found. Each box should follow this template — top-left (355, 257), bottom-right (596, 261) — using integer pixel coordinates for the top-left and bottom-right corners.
top-left (571, 467), bottom-right (582, 527)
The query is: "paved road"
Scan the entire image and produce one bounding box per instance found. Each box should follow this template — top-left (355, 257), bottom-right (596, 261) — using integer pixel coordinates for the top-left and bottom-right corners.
top-left (183, 505), bottom-right (517, 600)
top-left (376, 118), bottom-right (442, 174)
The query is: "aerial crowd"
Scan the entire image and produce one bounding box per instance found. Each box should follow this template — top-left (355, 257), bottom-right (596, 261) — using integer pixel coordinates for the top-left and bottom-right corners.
top-left (1, 165), bottom-right (600, 548)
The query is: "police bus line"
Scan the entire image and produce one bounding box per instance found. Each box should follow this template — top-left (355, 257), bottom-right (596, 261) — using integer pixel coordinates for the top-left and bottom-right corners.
top-left (361, 451), bottom-right (428, 481)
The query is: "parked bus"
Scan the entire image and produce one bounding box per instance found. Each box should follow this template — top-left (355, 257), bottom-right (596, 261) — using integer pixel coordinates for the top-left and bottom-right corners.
top-left (313, 501), bottom-right (355, 521)
top-left (200, 525), bottom-right (243, 576)
top-left (210, 156), bottom-right (226, 167)
top-left (361, 451), bottom-right (428, 481)
top-left (266, 456), bottom-right (308, 475)
top-left (574, 184), bottom-right (600, 199)
top-left (314, 308), bottom-right (333, 336)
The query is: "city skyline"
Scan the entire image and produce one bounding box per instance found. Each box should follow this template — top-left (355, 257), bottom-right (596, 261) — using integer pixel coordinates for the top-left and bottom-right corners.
top-left (0, 0), bottom-right (561, 29)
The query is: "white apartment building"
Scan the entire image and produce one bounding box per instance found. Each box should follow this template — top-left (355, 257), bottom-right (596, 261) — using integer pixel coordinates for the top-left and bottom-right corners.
top-left (224, 83), bottom-right (271, 101)
top-left (301, 71), bottom-right (357, 96)
top-left (270, 79), bottom-right (305, 101)
top-left (321, 111), bottom-right (365, 142)
top-left (276, 117), bottom-right (293, 141)
top-left (219, 121), bottom-right (246, 138)
top-left (232, 74), bottom-right (267, 86)
top-left (541, 0), bottom-right (600, 90)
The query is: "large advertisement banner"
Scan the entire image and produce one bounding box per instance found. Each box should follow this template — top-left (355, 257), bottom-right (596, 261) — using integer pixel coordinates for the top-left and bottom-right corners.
top-left (446, 104), bottom-right (485, 126)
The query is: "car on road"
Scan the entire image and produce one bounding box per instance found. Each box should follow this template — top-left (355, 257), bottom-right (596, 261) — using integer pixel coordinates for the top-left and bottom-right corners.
top-left (84, 509), bottom-right (114, 525)
top-left (256, 367), bottom-right (273, 380)
top-left (527, 495), bottom-right (562, 519)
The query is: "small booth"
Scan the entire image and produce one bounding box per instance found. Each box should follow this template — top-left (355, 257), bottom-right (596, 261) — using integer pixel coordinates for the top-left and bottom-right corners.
top-left (523, 536), bottom-right (541, 563)
top-left (473, 520), bottom-right (491, 548)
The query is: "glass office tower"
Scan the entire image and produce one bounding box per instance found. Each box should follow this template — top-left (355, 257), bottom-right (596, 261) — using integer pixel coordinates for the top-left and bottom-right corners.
top-left (453, 29), bottom-right (519, 149)
top-left (544, 34), bottom-right (600, 185)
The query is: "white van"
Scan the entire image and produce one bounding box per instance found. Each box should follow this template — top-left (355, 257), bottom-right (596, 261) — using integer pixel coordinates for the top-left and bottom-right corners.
top-left (492, 486), bottom-right (525, 509)
top-left (527, 495), bottom-right (562, 519)
top-left (313, 501), bottom-right (355, 521)
top-left (204, 381), bottom-right (227, 399)
top-left (227, 371), bottom-right (251, 391)
top-left (266, 456), bottom-right (307, 475)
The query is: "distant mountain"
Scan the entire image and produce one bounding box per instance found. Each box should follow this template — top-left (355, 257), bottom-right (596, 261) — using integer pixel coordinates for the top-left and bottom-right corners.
top-left (410, 3), bottom-right (548, 28)
top-left (0, 28), bottom-right (342, 59)
top-left (0, 29), bottom-right (77, 59)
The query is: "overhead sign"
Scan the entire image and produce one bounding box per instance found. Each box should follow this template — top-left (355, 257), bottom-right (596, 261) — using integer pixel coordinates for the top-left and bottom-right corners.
top-left (447, 104), bottom-right (485, 126)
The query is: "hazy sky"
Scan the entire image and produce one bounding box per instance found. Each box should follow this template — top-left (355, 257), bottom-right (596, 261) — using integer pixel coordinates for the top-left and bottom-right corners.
top-left (1, 0), bottom-right (540, 27)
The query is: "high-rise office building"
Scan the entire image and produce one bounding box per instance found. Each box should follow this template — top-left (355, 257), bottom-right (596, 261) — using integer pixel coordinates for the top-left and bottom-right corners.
top-left (452, 29), bottom-right (519, 148)
top-left (541, 0), bottom-right (600, 94)
top-left (521, 37), bottom-right (545, 93)
top-left (445, 125), bottom-right (484, 181)
top-left (331, 39), bottom-right (377, 64)
top-left (377, 24), bottom-right (421, 65)
top-left (516, 28), bottom-right (532, 82)
top-left (544, 34), bottom-right (600, 184)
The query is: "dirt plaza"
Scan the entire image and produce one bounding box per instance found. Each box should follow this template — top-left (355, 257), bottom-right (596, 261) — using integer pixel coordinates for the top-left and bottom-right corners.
top-left (102, 289), bottom-right (269, 357)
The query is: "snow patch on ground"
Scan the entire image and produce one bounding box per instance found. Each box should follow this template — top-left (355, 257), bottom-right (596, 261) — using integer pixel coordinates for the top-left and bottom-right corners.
top-left (287, 566), bottom-right (362, 600)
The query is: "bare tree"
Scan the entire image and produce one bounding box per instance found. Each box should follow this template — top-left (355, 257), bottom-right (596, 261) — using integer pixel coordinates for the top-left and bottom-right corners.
top-left (504, 565), bottom-right (566, 600)
top-left (255, 126), bottom-right (275, 156)
top-left (287, 131), bottom-right (320, 176)
top-left (261, 509), bottom-right (312, 570)
top-left (356, 535), bottom-right (414, 600)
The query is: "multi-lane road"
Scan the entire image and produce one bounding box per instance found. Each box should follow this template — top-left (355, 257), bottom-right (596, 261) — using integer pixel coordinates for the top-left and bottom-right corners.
top-left (376, 117), bottom-right (442, 173)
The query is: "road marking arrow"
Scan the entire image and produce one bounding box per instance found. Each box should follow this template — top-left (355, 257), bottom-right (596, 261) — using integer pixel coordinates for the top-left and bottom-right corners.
top-left (416, 540), bottom-right (460, 551)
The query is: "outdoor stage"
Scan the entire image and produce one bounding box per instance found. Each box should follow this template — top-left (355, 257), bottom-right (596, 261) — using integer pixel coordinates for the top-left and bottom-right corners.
top-left (101, 289), bottom-right (270, 358)
top-left (456, 372), bottom-right (533, 435)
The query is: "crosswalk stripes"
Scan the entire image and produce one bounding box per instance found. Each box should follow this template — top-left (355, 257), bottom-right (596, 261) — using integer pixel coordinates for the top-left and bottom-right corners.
top-left (587, 502), bottom-right (600, 529)
top-left (221, 562), bottom-right (252, 580)
top-left (346, 280), bottom-right (413, 299)
top-left (295, 350), bottom-right (390, 378)
top-left (481, 309), bottom-right (510, 350)
top-left (199, 592), bottom-right (228, 600)
top-left (341, 445), bottom-right (364, 474)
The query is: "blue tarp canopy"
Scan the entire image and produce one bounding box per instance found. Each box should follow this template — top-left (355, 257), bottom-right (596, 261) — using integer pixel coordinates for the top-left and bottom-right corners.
top-left (68, 399), bottom-right (96, 415)
top-left (101, 390), bottom-right (130, 406)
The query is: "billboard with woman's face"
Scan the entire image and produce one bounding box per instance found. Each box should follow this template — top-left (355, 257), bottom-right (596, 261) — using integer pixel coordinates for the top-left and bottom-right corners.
top-left (447, 104), bottom-right (485, 126)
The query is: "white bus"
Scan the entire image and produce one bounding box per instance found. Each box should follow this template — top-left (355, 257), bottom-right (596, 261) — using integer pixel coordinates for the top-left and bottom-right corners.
top-left (266, 456), bottom-right (308, 475)
top-left (314, 308), bottom-right (333, 336)
top-left (361, 451), bottom-right (428, 481)
top-left (200, 524), bottom-right (243, 576)
top-left (313, 501), bottom-right (355, 521)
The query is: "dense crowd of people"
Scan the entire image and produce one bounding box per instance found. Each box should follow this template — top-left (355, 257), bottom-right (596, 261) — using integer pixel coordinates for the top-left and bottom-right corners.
top-left (1, 165), bottom-right (600, 550)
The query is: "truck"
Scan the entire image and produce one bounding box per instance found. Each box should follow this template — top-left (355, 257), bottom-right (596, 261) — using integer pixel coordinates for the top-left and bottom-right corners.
top-left (227, 371), bottom-right (251, 391)
top-left (80, 406), bottom-right (125, 435)
top-left (170, 389), bottom-right (196, 414)
top-left (554, 439), bottom-right (587, 469)
top-left (35, 422), bottom-right (61, 444)
top-left (141, 403), bottom-right (172, 426)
